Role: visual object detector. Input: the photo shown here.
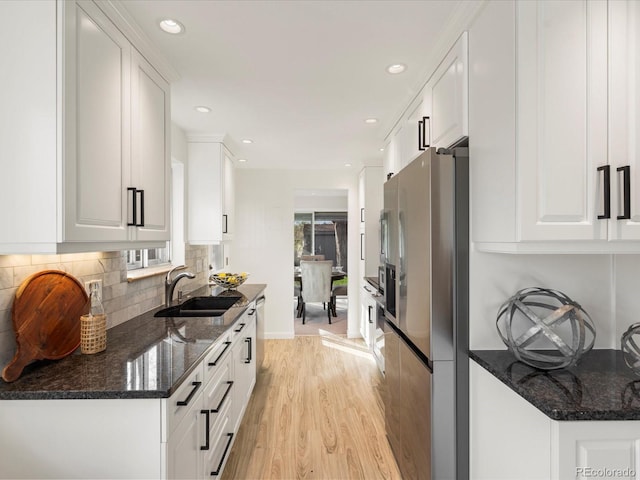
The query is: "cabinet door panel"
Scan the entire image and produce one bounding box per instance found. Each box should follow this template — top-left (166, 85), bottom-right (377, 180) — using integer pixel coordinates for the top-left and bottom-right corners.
top-left (609, 0), bottom-right (640, 240)
top-left (64, 1), bottom-right (130, 241)
top-left (518, 0), bottom-right (607, 241)
top-left (131, 49), bottom-right (170, 241)
top-left (430, 32), bottom-right (468, 149)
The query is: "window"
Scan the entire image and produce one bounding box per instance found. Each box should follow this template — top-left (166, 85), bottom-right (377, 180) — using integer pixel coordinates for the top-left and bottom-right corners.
top-left (126, 246), bottom-right (169, 270)
top-left (294, 211), bottom-right (348, 269)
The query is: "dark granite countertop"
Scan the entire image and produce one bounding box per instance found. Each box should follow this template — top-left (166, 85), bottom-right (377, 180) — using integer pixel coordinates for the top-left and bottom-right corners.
top-left (471, 349), bottom-right (640, 421)
top-left (0, 284), bottom-right (266, 400)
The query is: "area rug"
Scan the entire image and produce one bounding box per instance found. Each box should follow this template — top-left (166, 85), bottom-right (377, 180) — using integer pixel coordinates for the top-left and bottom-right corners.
top-left (294, 297), bottom-right (348, 336)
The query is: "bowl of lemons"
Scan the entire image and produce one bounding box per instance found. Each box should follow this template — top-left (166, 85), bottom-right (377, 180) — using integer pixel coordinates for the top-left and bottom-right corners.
top-left (209, 272), bottom-right (249, 290)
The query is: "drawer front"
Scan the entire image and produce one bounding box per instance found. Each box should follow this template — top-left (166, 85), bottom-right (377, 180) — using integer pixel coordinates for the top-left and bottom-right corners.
top-left (167, 363), bottom-right (204, 435)
top-left (204, 333), bottom-right (232, 385)
top-left (204, 400), bottom-right (234, 478)
top-left (203, 353), bottom-right (233, 436)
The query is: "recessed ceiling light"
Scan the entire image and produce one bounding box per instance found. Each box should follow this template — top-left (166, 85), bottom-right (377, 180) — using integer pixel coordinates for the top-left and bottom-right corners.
top-left (386, 63), bottom-right (407, 74)
top-left (345, 163), bottom-right (352, 167)
top-left (159, 19), bottom-right (185, 34)
top-left (242, 139), bottom-right (253, 144)
top-left (365, 118), bottom-right (378, 124)
top-left (238, 158), bottom-right (247, 163)
top-left (379, 148), bottom-right (385, 152)
top-left (194, 106), bottom-right (211, 113)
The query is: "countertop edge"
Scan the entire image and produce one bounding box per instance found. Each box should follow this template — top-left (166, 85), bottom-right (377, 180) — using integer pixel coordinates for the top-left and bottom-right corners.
top-left (470, 349), bottom-right (640, 421)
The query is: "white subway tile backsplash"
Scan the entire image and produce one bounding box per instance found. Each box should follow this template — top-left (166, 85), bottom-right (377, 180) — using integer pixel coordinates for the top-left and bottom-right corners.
top-left (0, 246), bottom-right (208, 370)
top-left (0, 269), bottom-right (13, 290)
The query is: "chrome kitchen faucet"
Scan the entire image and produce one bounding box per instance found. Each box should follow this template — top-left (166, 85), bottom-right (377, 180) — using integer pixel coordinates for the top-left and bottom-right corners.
top-left (165, 265), bottom-right (196, 306)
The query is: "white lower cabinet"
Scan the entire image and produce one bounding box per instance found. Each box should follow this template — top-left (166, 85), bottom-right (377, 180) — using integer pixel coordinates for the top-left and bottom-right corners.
top-left (166, 332), bottom-right (235, 480)
top-left (231, 306), bottom-right (257, 434)
top-left (471, 361), bottom-right (640, 480)
top-left (360, 285), bottom-right (377, 349)
top-left (0, 309), bottom-right (259, 480)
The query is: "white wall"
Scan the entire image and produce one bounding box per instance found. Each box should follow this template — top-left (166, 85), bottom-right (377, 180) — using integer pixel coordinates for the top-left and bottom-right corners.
top-left (294, 194), bottom-right (348, 211)
top-left (234, 169), bottom-right (360, 338)
top-left (469, 248), bottom-right (616, 350)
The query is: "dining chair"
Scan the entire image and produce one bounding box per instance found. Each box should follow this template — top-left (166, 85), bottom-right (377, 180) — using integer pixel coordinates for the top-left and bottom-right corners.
top-left (299, 260), bottom-right (333, 324)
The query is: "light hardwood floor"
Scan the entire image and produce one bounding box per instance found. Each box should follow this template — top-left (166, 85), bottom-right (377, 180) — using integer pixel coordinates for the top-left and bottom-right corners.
top-left (221, 335), bottom-right (402, 480)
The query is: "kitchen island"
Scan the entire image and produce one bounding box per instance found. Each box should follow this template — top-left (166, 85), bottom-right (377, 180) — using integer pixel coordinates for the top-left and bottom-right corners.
top-left (0, 283), bottom-right (266, 480)
top-left (471, 349), bottom-right (640, 479)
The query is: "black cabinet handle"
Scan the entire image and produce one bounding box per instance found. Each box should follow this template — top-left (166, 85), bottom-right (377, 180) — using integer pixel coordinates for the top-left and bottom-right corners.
top-left (211, 433), bottom-right (234, 476)
top-left (211, 381), bottom-right (233, 413)
top-left (368, 305), bottom-right (373, 324)
top-left (200, 410), bottom-right (210, 450)
top-left (127, 187), bottom-right (137, 226)
top-left (176, 381), bottom-right (202, 406)
top-left (137, 189), bottom-right (145, 227)
top-left (418, 116), bottom-right (430, 151)
top-left (617, 165), bottom-right (631, 220)
top-left (223, 214), bottom-right (228, 234)
top-left (360, 233), bottom-right (365, 261)
top-left (234, 322), bottom-right (246, 333)
top-left (597, 165), bottom-right (611, 219)
top-left (244, 337), bottom-right (252, 364)
top-left (360, 208), bottom-right (365, 223)
top-left (127, 187), bottom-right (145, 226)
top-left (208, 341), bottom-right (232, 367)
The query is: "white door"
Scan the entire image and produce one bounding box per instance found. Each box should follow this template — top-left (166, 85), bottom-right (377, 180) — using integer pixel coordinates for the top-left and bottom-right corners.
top-left (131, 49), bottom-right (170, 242)
top-left (63, 0), bottom-right (130, 242)
top-left (222, 152), bottom-right (235, 241)
top-left (517, 0), bottom-right (608, 241)
top-left (167, 407), bottom-right (204, 480)
top-left (609, 0), bottom-right (640, 240)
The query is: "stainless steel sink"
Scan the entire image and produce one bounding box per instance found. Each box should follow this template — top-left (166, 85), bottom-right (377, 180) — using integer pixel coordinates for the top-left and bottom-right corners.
top-left (154, 295), bottom-right (241, 317)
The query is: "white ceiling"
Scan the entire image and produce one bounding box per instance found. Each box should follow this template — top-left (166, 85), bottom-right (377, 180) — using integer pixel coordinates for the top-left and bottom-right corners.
top-left (119, 0), bottom-right (464, 170)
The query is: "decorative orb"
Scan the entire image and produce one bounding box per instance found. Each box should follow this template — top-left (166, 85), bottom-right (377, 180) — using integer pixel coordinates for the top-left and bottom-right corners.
top-left (621, 322), bottom-right (640, 373)
top-left (496, 287), bottom-right (596, 370)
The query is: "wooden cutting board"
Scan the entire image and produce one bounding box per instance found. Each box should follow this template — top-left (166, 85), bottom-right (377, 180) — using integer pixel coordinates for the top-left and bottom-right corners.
top-left (2, 270), bottom-right (89, 382)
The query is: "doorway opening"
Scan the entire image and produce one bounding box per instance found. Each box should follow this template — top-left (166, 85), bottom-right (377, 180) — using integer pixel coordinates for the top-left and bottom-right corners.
top-left (293, 189), bottom-right (348, 336)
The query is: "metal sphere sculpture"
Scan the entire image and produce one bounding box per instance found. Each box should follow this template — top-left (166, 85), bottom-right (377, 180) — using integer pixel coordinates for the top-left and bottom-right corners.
top-left (496, 287), bottom-right (596, 370)
top-left (621, 323), bottom-right (640, 373)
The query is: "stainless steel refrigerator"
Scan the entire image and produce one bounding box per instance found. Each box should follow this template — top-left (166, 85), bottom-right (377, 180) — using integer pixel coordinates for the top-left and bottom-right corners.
top-left (383, 146), bottom-right (469, 480)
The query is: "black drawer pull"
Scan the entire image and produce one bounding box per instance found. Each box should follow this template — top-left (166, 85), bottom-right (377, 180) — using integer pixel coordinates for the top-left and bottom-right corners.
top-left (617, 165), bottom-right (631, 220)
top-left (211, 381), bottom-right (233, 413)
top-left (244, 337), bottom-right (252, 364)
top-left (211, 433), bottom-right (234, 476)
top-left (223, 214), bottom-right (228, 234)
top-left (368, 305), bottom-right (373, 324)
top-left (176, 381), bottom-right (202, 406)
top-left (208, 341), bottom-right (232, 367)
top-left (234, 322), bottom-right (246, 333)
top-left (597, 165), bottom-right (611, 219)
top-left (200, 410), bottom-right (210, 451)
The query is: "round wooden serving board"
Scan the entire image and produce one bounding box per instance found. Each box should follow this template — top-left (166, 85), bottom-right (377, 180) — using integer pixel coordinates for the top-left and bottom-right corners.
top-left (2, 270), bottom-right (89, 382)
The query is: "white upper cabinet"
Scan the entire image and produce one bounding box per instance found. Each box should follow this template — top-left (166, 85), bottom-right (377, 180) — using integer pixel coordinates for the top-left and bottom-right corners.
top-left (358, 166), bottom-right (383, 278)
top-left (471, 0), bottom-right (640, 253)
top-left (0, 1), bottom-right (171, 254)
top-left (130, 48), bottom-right (171, 242)
top-left (187, 140), bottom-right (236, 245)
top-left (63, 0), bottom-right (131, 243)
top-left (608, 0), bottom-right (640, 240)
top-left (383, 32), bottom-right (468, 180)
top-left (428, 31), bottom-right (469, 149)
